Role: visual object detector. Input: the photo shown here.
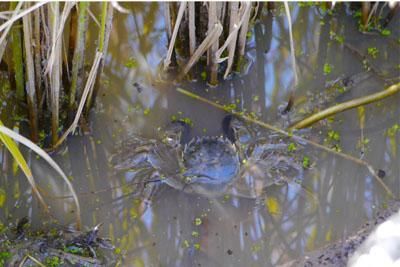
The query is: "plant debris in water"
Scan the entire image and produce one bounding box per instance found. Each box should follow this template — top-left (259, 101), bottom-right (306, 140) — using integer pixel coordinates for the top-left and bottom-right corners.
top-left (0, 219), bottom-right (117, 266)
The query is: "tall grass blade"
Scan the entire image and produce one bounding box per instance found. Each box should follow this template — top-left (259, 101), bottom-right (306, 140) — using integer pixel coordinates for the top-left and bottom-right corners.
top-left (0, 121), bottom-right (49, 214)
top-left (0, 123), bottom-right (82, 230)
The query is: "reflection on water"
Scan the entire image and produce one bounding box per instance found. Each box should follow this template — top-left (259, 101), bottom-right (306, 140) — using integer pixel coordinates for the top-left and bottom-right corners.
top-left (1, 3), bottom-right (399, 266)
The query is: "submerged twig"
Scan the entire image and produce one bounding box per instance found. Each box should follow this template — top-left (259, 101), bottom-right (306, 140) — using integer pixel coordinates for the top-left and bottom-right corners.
top-left (176, 87), bottom-right (395, 198)
top-left (291, 82), bottom-right (400, 130)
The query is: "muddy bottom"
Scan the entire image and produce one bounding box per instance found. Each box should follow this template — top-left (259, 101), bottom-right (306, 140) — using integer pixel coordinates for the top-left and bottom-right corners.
top-left (288, 201), bottom-right (400, 267)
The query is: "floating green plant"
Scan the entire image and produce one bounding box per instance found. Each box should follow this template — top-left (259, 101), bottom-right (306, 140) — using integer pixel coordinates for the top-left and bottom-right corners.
top-left (323, 63), bottom-right (332, 75)
top-left (367, 47), bottom-right (379, 58)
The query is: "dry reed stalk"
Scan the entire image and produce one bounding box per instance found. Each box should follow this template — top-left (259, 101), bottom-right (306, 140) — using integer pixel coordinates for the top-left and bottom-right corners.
top-left (361, 2), bottom-right (371, 28)
top-left (69, 2), bottom-right (89, 109)
top-left (208, 2), bottom-right (219, 85)
top-left (0, 2), bottom-right (22, 53)
top-left (215, 2), bottom-right (250, 74)
top-left (40, 6), bottom-right (50, 110)
top-left (164, 1), bottom-right (186, 71)
top-left (110, 1), bottom-right (130, 14)
top-left (45, 1), bottom-right (74, 75)
top-left (55, 52), bottom-right (103, 149)
top-left (284, 2), bottom-right (298, 88)
top-left (33, 9), bottom-right (42, 107)
top-left (223, 2), bottom-right (239, 78)
top-left (88, 3), bottom-right (114, 111)
top-left (22, 4), bottom-right (39, 142)
top-left (164, 2), bottom-right (171, 40)
top-left (218, 2), bottom-right (226, 23)
top-left (179, 22), bottom-right (223, 80)
top-left (0, 1), bottom-right (49, 33)
top-left (48, 2), bottom-right (62, 146)
top-left (365, 2), bottom-right (379, 29)
top-left (237, 2), bottom-right (251, 57)
top-left (188, 2), bottom-right (196, 56)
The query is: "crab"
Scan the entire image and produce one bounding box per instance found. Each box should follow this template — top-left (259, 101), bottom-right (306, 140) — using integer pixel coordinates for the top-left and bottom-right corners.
top-left (111, 115), bottom-right (305, 201)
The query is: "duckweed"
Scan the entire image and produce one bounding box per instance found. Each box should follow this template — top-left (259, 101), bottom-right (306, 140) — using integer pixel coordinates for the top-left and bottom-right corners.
top-left (194, 218), bottom-right (202, 226)
top-left (143, 108), bottom-right (150, 116)
top-left (287, 142), bottom-right (297, 152)
top-left (323, 63), bottom-right (332, 75)
top-left (302, 156), bottom-right (311, 169)
top-left (381, 29), bottom-right (391, 36)
top-left (327, 130), bottom-right (340, 141)
top-left (44, 256), bottom-right (63, 267)
top-left (367, 47), bottom-right (379, 59)
top-left (192, 231), bottom-right (199, 237)
top-left (124, 57), bottom-right (138, 69)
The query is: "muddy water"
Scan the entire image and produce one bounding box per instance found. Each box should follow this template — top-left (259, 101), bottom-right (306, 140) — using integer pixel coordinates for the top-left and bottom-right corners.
top-left (1, 3), bottom-right (399, 267)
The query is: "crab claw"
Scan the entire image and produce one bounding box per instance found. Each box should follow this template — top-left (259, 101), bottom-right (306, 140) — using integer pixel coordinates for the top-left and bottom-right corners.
top-left (163, 120), bottom-right (191, 146)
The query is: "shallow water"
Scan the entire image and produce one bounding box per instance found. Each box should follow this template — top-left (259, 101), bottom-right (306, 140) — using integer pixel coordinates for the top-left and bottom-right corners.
top-left (1, 3), bottom-right (399, 267)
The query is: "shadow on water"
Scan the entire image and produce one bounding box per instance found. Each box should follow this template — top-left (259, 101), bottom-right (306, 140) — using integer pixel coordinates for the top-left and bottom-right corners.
top-left (0, 3), bottom-right (399, 266)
